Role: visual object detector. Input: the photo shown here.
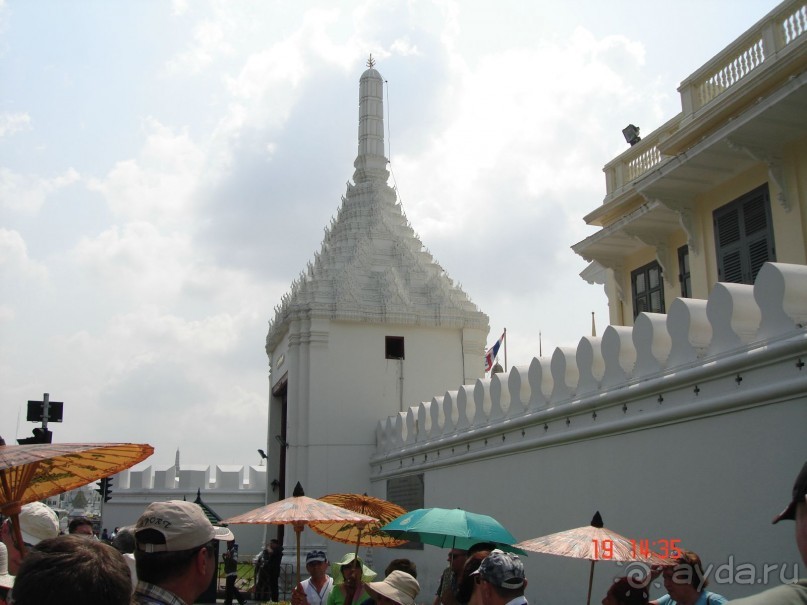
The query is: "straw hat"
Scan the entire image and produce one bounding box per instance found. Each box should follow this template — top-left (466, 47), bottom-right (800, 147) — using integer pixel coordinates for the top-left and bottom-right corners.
top-left (366, 571), bottom-right (419, 605)
top-left (0, 542), bottom-right (15, 589)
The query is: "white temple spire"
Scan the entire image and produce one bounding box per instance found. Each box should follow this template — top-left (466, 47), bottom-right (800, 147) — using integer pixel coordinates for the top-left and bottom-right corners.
top-left (353, 55), bottom-right (389, 183)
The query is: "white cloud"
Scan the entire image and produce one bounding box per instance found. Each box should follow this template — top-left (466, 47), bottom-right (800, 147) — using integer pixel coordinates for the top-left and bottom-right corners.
top-left (0, 228), bottom-right (49, 282)
top-left (0, 167), bottom-right (80, 214)
top-left (86, 118), bottom-right (206, 225)
top-left (0, 112), bottom-right (31, 137)
top-left (0, 305), bottom-right (14, 323)
top-left (73, 221), bottom-right (191, 300)
top-left (171, 0), bottom-right (189, 17)
top-left (165, 17), bottom-right (234, 74)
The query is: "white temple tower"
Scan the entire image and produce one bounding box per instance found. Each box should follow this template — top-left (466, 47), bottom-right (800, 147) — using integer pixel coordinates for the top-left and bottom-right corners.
top-left (264, 59), bottom-right (488, 541)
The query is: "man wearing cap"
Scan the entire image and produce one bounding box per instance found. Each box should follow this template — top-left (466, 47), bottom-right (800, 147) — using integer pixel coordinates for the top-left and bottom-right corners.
top-left (472, 549), bottom-right (528, 605)
top-left (292, 550), bottom-right (334, 605)
top-left (727, 461), bottom-right (807, 605)
top-left (133, 499), bottom-right (219, 605)
top-left (0, 501), bottom-right (59, 575)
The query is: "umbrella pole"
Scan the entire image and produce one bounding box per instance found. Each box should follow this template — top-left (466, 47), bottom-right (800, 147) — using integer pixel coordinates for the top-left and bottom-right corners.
top-left (295, 524), bottom-right (303, 585)
top-left (354, 525), bottom-right (363, 559)
top-left (11, 513), bottom-right (27, 558)
top-left (586, 560), bottom-right (596, 605)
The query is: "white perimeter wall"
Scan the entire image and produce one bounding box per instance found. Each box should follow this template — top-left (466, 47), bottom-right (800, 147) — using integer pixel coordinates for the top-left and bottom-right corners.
top-left (104, 464), bottom-right (268, 556)
top-left (369, 399), bottom-right (805, 605)
top-left (368, 263), bottom-right (807, 605)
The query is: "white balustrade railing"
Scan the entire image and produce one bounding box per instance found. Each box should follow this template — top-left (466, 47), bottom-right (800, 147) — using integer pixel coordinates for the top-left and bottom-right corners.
top-left (601, 0), bottom-right (805, 199)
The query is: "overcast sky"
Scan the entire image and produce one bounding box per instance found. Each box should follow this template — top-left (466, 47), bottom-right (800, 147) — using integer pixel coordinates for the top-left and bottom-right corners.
top-left (0, 0), bottom-right (777, 469)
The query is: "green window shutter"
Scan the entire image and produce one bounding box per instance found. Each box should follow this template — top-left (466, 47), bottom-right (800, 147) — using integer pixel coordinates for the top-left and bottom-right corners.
top-left (714, 184), bottom-right (775, 284)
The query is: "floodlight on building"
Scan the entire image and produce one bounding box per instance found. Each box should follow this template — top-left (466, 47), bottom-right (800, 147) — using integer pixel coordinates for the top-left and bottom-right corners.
top-left (622, 124), bottom-right (641, 146)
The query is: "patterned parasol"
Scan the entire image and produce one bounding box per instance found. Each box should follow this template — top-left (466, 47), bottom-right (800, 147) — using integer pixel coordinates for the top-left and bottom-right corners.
top-left (0, 442), bottom-right (154, 555)
top-left (223, 482), bottom-right (377, 584)
top-left (310, 493), bottom-right (408, 551)
top-left (515, 511), bottom-right (675, 605)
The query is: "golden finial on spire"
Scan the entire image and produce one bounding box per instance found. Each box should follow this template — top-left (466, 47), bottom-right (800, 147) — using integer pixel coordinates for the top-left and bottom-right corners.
top-left (367, 54), bottom-right (376, 68)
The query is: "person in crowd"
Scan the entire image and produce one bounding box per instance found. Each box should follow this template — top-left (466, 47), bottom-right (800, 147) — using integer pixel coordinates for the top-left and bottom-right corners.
top-left (327, 553), bottom-right (377, 605)
top-left (223, 539), bottom-right (246, 605)
top-left (68, 517), bottom-right (95, 537)
top-left (471, 549), bottom-right (528, 605)
top-left (101, 528), bottom-right (110, 542)
top-left (727, 461), bottom-right (807, 604)
top-left (10, 533), bottom-right (131, 605)
top-left (132, 500), bottom-right (219, 605)
top-left (385, 559), bottom-right (417, 579)
top-left (0, 501), bottom-right (59, 574)
top-left (255, 537), bottom-right (284, 601)
top-left (455, 550), bottom-right (491, 605)
top-left (651, 550), bottom-right (727, 605)
top-left (359, 557), bottom-right (419, 605)
top-left (111, 525), bottom-right (138, 589)
top-left (433, 549), bottom-right (468, 605)
top-left (365, 570), bottom-right (420, 605)
top-left (603, 577), bottom-right (650, 605)
top-left (292, 550), bottom-right (334, 605)
top-left (0, 542), bottom-right (14, 605)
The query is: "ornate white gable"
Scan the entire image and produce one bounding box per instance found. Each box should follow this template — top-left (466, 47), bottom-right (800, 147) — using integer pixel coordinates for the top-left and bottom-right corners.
top-left (267, 63), bottom-right (487, 353)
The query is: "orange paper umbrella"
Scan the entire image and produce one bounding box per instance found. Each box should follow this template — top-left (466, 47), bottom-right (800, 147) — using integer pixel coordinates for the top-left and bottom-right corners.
top-left (223, 482), bottom-right (377, 584)
top-left (310, 493), bottom-right (408, 552)
top-left (0, 442), bottom-right (154, 555)
top-left (515, 512), bottom-right (675, 605)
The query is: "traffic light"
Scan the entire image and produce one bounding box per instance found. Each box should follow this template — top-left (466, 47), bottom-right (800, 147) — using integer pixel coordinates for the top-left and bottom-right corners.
top-left (17, 427), bottom-right (53, 444)
top-left (95, 477), bottom-right (113, 503)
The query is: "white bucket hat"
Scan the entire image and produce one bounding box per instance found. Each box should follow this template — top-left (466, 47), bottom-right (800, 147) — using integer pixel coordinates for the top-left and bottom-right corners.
top-left (18, 501), bottom-right (59, 546)
top-left (366, 571), bottom-right (419, 605)
top-left (0, 542), bottom-right (15, 589)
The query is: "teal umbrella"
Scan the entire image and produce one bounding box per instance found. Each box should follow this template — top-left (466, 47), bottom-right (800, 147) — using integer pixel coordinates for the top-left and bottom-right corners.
top-left (381, 507), bottom-right (525, 554)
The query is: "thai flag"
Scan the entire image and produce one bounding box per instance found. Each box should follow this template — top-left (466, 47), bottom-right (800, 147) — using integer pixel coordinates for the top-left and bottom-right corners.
top-left (484, 331), bottom-right (506, 372)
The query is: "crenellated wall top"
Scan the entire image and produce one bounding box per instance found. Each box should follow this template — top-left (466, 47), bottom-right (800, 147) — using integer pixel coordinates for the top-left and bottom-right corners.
top-left (114, 463), bottom-right (267, 492)
top-left (373, 262), bottom-right (807, 461)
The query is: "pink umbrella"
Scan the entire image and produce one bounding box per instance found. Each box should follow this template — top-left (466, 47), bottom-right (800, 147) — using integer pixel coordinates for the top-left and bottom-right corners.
top-left (223, 482), bottom-right (377, 583)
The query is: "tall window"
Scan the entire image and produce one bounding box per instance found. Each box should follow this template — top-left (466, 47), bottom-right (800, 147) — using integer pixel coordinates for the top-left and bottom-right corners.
top-left (678, 245), bottom-right (691, 298)
top-left (713, 184), bottom-right (775, 284)
top-left (632, 261), bottom-right (665, 318)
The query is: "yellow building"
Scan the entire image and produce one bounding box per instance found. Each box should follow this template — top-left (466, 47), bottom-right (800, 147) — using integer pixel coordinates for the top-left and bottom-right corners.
top-left (574, 0), bottom-right (807, 326)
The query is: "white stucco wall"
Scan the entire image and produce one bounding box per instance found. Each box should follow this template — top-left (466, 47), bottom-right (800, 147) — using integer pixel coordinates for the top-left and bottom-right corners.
top-left (369, 263), bottom-right (807, 605)
top-left (281, 320), bottom-right (481, 496)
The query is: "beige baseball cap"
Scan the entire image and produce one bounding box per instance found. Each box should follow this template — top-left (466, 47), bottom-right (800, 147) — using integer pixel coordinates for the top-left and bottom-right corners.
top-left (135, 500), bottom-right (216, 553)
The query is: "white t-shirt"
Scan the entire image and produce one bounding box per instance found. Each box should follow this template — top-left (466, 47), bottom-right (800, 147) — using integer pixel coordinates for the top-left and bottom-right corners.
top-left (302, 576), bottom-right (334, 605)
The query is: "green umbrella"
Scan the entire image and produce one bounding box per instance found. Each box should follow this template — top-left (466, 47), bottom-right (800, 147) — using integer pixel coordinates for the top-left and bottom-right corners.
top-left (381, 507), bottom-right (525, 554)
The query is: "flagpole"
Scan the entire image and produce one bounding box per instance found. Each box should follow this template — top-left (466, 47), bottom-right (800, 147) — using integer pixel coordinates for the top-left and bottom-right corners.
top-left (539, 331), bottom-right (542, 357)
top-left (504, 327), bottom-right (507, 372)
